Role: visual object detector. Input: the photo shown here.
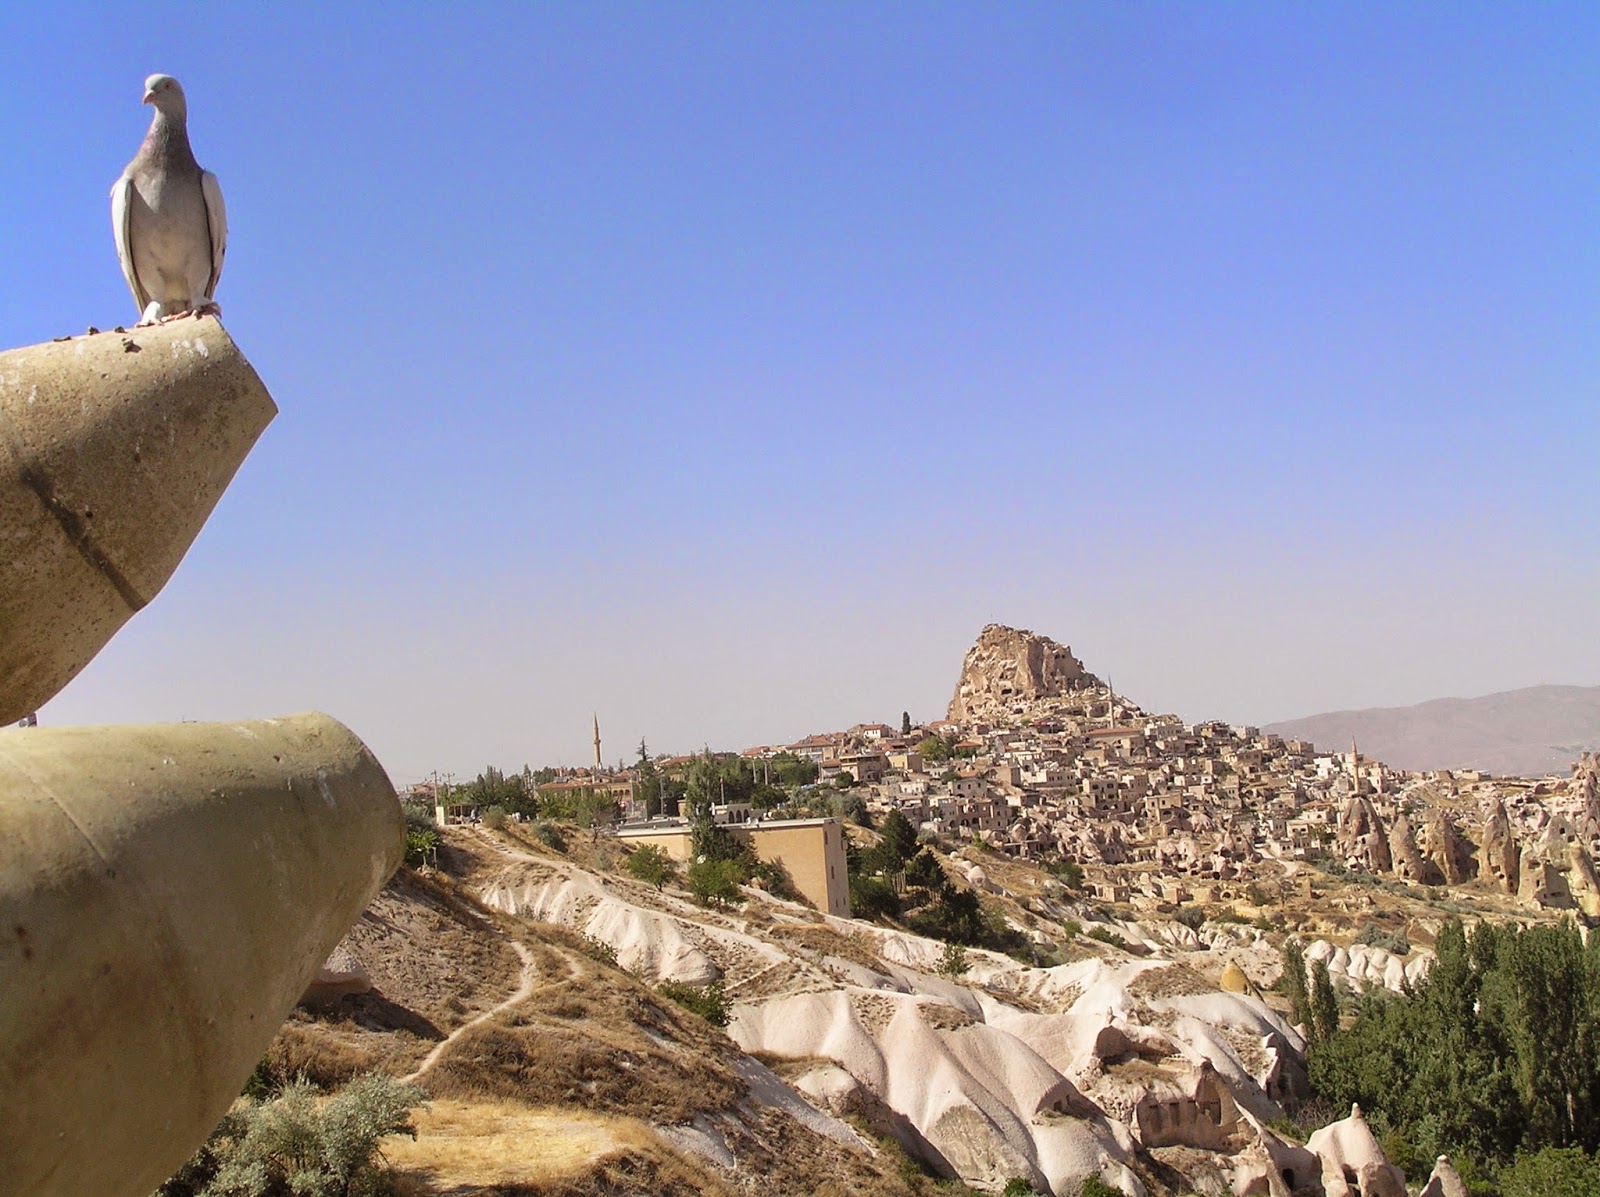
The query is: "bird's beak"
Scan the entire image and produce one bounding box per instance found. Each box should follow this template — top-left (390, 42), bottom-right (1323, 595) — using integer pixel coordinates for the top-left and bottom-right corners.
top-left (142, 90), bottom-right (156, 104)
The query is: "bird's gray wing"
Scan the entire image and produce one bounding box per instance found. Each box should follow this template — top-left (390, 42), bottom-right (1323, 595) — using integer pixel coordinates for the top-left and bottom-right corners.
top-left (110, 174), bottom-right (149, 312)
top-left (200, 170), bottom-right (227, 300)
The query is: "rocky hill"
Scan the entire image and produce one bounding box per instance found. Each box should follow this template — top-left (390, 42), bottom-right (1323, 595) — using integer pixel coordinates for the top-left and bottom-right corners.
top-left (948, 625), bottom-right (1108, 725)
top-left (1264, 683), bottom-right (1600, 777)
top-left (270, 822), bottom-right (1454, 1197)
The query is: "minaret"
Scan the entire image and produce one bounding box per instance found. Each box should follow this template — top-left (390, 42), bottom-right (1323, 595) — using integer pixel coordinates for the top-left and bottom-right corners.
top-left (593, 713), bottom-right (602, 772)
top-left (1350, 738), bottom-right (1362, 794)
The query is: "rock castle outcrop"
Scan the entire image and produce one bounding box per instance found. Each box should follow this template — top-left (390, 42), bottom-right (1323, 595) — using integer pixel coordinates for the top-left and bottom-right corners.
top-left (948, 624), bottom-right (1104, 724)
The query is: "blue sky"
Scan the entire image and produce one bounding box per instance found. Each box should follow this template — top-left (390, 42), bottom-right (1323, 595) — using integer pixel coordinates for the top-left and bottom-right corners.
top-left (7, 5), bottom-right (1596, 781)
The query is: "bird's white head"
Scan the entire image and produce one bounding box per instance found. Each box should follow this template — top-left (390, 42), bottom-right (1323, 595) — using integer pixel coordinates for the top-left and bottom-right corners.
top-left (142, 74), bottom-right (187, 119)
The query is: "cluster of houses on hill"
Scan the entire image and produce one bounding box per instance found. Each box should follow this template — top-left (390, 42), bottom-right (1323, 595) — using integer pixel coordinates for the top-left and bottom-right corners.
top-left (408, 624), bottom-right (1600, 919)
top-left (748, 696), bottom-right (1600, 915)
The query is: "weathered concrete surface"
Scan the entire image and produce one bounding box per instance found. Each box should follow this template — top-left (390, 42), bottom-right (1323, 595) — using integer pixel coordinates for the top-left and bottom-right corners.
top-left (0, 318), bottom-right (274, 724)
top-left (0, 713), bottom-right (402, 1197)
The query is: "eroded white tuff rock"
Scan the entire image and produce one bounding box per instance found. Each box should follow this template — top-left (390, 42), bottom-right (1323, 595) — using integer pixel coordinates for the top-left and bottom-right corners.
top-left (1301, 939), bottom-right (1430, 994)
top-left (1418, 1154), bottom-right (1469, 1197)
top-left (1422, 810), bottom-right (1476, 886)
top-left (1480, 799), bottom-right (1521, 893)
top-left (467, 839), bottom-right (1417, 1197)
top-left (1305, 1104), bottom-right (1407, 1197)
top-left (948, 624), bottom-right (1101, 724)
top-left (1387, 813), bottom-right (1435, 884)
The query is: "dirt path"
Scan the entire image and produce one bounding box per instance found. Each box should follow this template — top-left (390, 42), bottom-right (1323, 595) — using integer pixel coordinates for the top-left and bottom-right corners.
top-left (403, 937), bottom-right (536, 1085)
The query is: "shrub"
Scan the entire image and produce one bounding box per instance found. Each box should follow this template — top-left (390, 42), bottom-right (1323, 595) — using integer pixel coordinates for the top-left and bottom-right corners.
top-left (156, 1072), bottom-right (422, 1197)
top-left (533, 820), bottom-right (566, 852)
top-left (1080, 1177), bottom-right (1124, 1197)
top-left (657, 980), bottom-right (731, 1028)
top-left (1046, 858), bottom-right (1084, 889)
top-left (402, 827), bottom-right (438, 869)
top-left (580, 935), bottom-right (618, 968)
top-left (481, 804), bottom-right (507, 831)
top-left (1498, 1146), bottom-right (1600, 1197)
top-left (937, 942), bottom-right (970, 979)
top-left (1002, 1180), bottom-right (1041, 1197)
top-left (1174, 906), bottom-right (1206, 931)
top-left (1087, 927), bottom-right (1127, 950)
top-left (1354, 925), bottom-right (1410, 956)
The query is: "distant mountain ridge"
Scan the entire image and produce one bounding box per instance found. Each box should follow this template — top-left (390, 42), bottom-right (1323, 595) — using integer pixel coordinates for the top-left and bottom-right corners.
top-left (1264, 683), bottom-right (1600, 777)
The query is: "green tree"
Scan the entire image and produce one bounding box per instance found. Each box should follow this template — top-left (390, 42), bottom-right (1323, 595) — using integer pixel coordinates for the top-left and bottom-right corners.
top-left (1080, 1178), bottom-right (1124, 1197)
top-left (688, 857), bottom-right (744, 908)
top-left (626, 844), bottom-right (676, 891)
top-left (1305, 916), bottom-right (1586, 1169)
top-left (912, 886), bottom-right (986, 946)
top-left (401, 802), bottom-right (438, 868)
top-left (572, 789), bottom-right (619, 842)
top-left (459, 765), bottom-right (536, 818)
top-left (657, 980), bottom-right (731, 1028)
top-left (838, 790), bottom-right (870, 826)
top-left (904, 847), bottom-right (945, 891)
top-left (1280, 938), bottom-right (1311, 1031)
top-left (1047, 857), bottom-right (1084, 889)
top-left (916, 734), bottom-right (953, 763)
top-left (850, 874), bottom-right (901, 921)
top-left (769, 752), bottom-right (819, 787)
top-left (901, 711), bottom-right (912, 736)
top-left (1308, 956), bottom-right (1339, 1044)
top-left (878, 808), bottom-right (919, 872)
top-left (634, 739), bottom-right (662, 818)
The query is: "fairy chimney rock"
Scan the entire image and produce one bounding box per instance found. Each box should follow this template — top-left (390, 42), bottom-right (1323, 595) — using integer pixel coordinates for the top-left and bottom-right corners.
top-left (1421, 811), bottom-right (1476, 886)
top-left (1481, 799), bottom-right (1520, 894)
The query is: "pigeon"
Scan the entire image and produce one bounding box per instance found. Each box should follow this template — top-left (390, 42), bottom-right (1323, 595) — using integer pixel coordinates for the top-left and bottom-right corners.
top-left (111, 74), bottom-right (227, 326)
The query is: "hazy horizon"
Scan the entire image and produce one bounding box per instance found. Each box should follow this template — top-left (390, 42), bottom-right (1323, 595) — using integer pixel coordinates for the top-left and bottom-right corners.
top-left (8, 5), bottom-right (1594, 782)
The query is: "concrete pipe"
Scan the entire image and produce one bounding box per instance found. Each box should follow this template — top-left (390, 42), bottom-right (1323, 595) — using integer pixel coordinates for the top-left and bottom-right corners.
top-left (0, 712), bottom-right (403, 1197)
top-left (0, 318), bottom-right (276, 725)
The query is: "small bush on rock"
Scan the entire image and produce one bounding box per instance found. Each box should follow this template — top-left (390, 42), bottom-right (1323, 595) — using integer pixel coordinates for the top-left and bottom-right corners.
top-left (1080, 1177), bottom-right (1124, 1197)
top-left (657, 980), bottom-right (731, 1028)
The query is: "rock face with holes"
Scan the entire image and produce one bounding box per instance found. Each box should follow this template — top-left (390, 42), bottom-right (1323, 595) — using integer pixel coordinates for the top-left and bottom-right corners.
top-left (1480, 799), bottom-right (1521, 893)
top-left (1422, 811), bottom-right (1476, 886)
top-left (947, 625), bottom-right (1102, 724)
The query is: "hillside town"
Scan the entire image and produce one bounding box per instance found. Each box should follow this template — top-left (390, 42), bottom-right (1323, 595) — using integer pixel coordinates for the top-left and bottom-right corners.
top-left (415, 625), bottom-right (1600, 927)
